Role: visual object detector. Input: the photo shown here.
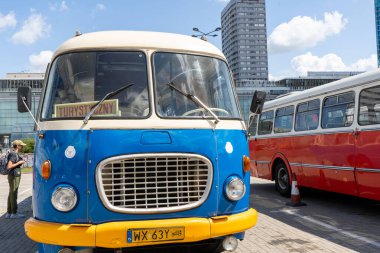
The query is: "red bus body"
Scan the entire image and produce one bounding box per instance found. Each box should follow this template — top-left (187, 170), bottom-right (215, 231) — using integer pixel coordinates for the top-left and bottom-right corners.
top-left (249, 70), bottom-right (380, 201)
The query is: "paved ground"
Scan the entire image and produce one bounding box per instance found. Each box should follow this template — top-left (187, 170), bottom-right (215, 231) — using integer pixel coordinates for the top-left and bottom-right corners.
top-left (1, 174), bottom-right (379, 253)
top-left (0, 173), bottom-right (36, 253)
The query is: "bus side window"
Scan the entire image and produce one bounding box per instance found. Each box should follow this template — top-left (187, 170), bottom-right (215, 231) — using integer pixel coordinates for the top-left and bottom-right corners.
top-left (258, 110), bottom-right (274, 135)
top-left (274, 105), bottom-right (294, 133)
top-left (248, 115), bottom-right (258, 136)
top-left (295, 99), bottom-right (320, 131)
top-left (322, 92), bottom-right (354, 129)
top-left (359, 85), bottom-right (380, 125)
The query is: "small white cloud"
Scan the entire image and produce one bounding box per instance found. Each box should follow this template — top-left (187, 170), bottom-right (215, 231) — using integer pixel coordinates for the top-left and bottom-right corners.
top-left (290, 52), bottom-right (377, 76)
top-left (351, 54), bottom-right (377, 71)
top-left (216, 0), bottom-right (230, 3)
top-left (60, 1), bottom-right (68, 11)
top-left (269, 11), bottom-right (347, 54)
top-left (0, 11), bottom-right (17, 31)
top-left (49, 1), bottom-right (68, 12)
top-left (28, 50), bottom-right (53, 72)
top-left (11, 11), bottom-right (51, 45)
top-left (95, 3), bottom-right (106, 11)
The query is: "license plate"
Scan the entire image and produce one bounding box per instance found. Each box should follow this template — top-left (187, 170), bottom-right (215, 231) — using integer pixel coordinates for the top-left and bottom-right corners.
top-left (127, 227), bottom-right (185, 243)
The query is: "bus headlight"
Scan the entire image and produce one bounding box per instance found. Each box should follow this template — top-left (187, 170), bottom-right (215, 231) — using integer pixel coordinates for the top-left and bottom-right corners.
top-left (51, 186), bottom-right (77, 212)
top-left (225, 177), bottom-right (246, 201)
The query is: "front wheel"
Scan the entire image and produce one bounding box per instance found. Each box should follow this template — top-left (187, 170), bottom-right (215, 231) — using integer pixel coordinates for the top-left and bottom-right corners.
top-left (275, 163), bottom-right (291, 197)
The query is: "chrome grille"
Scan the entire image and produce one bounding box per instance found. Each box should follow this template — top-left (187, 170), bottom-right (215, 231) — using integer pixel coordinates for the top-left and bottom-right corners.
top-left (96, 153), bottom-right (213, 214)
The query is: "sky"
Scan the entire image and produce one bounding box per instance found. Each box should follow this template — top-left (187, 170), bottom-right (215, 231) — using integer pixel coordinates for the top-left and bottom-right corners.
top-left (0, 0), bottom-right (377, 80)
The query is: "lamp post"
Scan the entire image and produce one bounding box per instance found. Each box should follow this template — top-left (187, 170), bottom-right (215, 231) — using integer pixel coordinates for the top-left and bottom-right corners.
top-left (192, 27), bottom-right (221, 41)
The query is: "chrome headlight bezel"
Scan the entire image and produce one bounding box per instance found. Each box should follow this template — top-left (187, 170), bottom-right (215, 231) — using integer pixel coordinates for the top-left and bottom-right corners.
top-left (225, 177), bottom-right (246, 201)
top-left (51, 185), bottom-right (78, 212)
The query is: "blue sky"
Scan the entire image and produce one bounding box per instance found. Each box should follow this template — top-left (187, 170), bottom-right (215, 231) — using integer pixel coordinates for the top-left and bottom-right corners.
top-left (0, 0), bottom-right (377, 80)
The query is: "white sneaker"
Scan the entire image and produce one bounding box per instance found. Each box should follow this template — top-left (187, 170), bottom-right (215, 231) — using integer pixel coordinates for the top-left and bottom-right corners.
top-left (4, 213), bottom-right (11, 219)
top-left (10, 213), bottom-right (25, 219)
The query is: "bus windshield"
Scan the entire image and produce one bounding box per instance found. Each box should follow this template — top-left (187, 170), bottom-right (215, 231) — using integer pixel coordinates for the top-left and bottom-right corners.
top-left (41, 51), bottom-right (149, 120)
top-left (153, 52), bottom-right (240, 119)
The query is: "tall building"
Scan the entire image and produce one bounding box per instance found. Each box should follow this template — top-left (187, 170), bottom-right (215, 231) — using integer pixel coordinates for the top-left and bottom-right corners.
top-left (375, 0), bottom-right (380, 67)
top-left (0, 73), bottom-right (43, 151)
top-left (221, 0), bottom-right (268, 83)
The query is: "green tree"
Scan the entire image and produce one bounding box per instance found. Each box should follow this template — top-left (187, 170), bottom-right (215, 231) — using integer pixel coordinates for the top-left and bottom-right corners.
top-left (22, 138), bottom-right (35, 153)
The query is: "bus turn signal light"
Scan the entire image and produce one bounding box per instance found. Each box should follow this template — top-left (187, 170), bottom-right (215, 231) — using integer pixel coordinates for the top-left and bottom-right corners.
top-left (42, 160), bottom-right (51, 180)
top-left (243, 155), bottom-right (250, 173)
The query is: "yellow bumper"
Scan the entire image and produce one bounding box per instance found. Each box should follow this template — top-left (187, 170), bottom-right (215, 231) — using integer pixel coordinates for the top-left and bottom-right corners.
top-left (25, 208), bottom-right (258, 248)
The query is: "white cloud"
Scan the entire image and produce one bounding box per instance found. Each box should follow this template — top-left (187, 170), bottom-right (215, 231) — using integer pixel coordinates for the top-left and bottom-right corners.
top-left (28, 50), bottom-right (53, 72)
top-left (215, 0), bottom-right (230, 3)
top-left (49, 1), bottom-right (68, 11)
top-left (268, 11), bottom-right (347, 54)
top-left (0, 11), bottom-right (17, 30)
top-left (11, 11), bottom-right (51, 45)
top-left (95, 3), bottom-right (106, 11)
top-left (290, 52), bottom-right (377, 76)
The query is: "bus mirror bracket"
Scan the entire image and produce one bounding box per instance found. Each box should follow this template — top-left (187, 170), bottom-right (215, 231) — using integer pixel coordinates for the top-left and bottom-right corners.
top-left (247, 90), bottom-right (266, 131)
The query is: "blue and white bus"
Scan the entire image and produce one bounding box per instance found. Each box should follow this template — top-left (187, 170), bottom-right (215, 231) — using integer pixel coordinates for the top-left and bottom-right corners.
top-left (20, 31), bottom-right (257, 253)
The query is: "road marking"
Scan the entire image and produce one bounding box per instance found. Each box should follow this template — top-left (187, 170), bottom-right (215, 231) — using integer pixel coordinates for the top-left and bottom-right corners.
top-left (272, 209), bottom-right (380, 248)
top-left (19, 188), bottom-right (31, 196)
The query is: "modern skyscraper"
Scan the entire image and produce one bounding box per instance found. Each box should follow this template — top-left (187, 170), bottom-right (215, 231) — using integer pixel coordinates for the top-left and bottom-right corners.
top-left (221, 0), bottom-right (268, 84)
top-left (375, 0), bottom-right (380, 67)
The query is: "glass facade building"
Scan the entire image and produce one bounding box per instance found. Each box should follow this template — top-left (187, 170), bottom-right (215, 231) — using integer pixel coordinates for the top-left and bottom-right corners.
top-left (0, 73), bottom-right (43, 151)
top-left (375, 0), bottom-right (380, 67)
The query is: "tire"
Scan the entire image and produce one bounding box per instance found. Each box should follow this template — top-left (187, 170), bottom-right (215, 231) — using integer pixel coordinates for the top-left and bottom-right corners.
top-left (275, 163), bottom-right (291, 197)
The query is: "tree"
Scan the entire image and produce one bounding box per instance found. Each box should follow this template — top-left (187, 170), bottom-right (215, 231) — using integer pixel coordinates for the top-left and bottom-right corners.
top-left (22, 138), bottom-right (35, 153)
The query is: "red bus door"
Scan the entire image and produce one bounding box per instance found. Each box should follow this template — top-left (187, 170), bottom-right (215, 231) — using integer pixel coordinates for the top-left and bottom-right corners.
top-left (355, 127), bottom-right (380, 201)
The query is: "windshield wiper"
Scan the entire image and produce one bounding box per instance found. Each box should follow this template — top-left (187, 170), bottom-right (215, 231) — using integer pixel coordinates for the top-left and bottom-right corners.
top-left (83, 83), bottom-right (134, 124)
top-left (167, 82), bottom-right (220, 124)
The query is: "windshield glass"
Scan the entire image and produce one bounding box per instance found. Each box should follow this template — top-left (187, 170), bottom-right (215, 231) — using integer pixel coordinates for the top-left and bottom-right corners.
top-left (153, 53), bottom-right (240, 119)
top-left (41, 51), bottom-right (149, 120)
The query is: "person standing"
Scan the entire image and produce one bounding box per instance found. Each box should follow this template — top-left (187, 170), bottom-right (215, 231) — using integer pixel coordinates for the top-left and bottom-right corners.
top-left (5, 140), bottom-right (26, 219)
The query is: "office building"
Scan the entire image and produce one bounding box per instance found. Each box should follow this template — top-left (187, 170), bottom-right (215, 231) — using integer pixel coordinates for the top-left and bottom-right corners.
top-left (221, 0), bottom-right (268, 83)
top-left (375, 0), bottom-right (380, 67)
top-left (0, 73), bottom-right (43, 150)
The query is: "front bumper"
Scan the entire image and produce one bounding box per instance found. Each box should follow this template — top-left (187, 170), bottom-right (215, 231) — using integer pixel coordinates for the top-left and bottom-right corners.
top-left (25, 208), bottom-right (257, 248)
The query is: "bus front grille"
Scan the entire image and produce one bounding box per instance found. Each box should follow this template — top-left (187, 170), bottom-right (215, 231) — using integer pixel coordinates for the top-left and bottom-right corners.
top-left (96, 153), bottom-right (213, 214)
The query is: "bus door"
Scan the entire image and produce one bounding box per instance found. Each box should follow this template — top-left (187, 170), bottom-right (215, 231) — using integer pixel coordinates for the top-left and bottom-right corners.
top-left (319, 92), bottom-right (357, 195)
top-left (86, 128), bottom-right (220, 223)
top-left (355, 85), bottom-right (380, 201)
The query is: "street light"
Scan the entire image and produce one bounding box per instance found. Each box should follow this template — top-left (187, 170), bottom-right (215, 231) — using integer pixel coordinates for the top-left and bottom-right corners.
top-left (192, 27), bottom-right (221, 41)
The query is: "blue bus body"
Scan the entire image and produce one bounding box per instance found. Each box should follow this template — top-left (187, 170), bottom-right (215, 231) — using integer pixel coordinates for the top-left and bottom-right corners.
top-left (23, 31), bottom-right (257, 253)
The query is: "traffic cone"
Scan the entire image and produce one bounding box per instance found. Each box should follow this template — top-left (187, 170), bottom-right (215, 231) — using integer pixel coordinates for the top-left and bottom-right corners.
top-left (286, 173), bottom-right (306, 207)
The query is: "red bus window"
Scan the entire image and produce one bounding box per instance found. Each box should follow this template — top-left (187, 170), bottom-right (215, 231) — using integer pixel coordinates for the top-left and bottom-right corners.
top-left (359, 85), bottom-right (380, 125)
top-left (295, 99), bottom-right (320, 131)
top-left (258, 110), bottom-right (274, 135)
top-left (322, 92), bottom-right (354, 129)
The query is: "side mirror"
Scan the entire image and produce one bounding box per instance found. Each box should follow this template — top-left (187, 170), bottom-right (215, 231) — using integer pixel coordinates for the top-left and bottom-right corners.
top-left (17, 87), bottom-right (32, 113)
top-left (250, 90), bottom-right (266, 115)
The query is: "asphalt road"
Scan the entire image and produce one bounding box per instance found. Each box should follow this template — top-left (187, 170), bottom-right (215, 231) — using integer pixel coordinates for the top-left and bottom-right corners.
top-left (0, 174), bottom-right (379, 253)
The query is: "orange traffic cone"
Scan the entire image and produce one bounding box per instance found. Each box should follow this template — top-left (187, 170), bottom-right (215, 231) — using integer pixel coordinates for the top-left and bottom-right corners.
top-left (286, 173), bottom-right (306, 207)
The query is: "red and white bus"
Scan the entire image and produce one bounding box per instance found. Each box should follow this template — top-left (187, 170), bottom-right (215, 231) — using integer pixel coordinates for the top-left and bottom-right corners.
top-left (248, 69), bottom-right (380, 201)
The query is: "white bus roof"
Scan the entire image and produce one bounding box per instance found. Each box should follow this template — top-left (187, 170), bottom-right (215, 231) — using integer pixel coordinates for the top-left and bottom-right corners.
top-left (53, 30), bottom-right (225, 60)
top-left (263, 68), bottom-right (380, 110)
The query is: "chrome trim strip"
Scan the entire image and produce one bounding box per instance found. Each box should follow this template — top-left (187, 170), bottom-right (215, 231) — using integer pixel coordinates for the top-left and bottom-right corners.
top-left (255, 160), bottom-right (270, 164)
top-left (96, 153), bottom-right (213, 214)
top-left (289, 162), bottom-right (354, 171)
top-left (356, 168), bottom-right (380, 173)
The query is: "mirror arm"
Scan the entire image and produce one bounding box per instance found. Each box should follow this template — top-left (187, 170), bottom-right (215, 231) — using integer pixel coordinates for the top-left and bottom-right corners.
top-left (21, 96), bottom-right (42, 131)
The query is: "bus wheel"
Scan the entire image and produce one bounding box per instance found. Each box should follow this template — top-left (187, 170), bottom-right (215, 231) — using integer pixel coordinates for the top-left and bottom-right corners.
top-left (275, 163), bottom-right (291, 197)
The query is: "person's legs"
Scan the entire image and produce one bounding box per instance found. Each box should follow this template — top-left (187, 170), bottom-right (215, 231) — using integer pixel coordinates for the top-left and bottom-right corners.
top-left (8, 173), bottom-right (21, 214)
